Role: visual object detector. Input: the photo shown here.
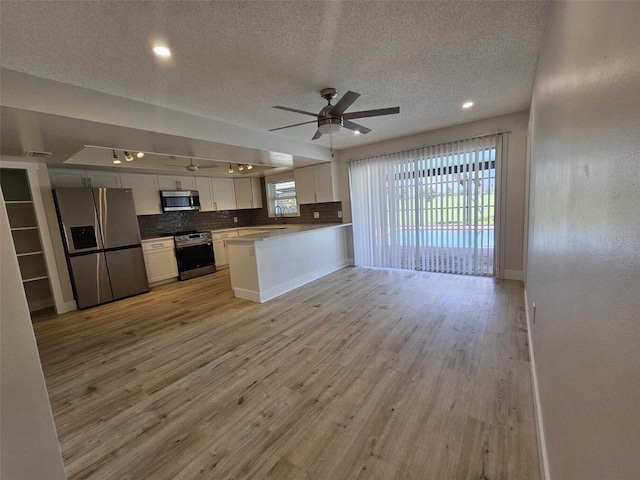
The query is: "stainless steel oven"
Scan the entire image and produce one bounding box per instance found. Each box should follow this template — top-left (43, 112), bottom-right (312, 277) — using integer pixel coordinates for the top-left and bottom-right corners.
top-left (174, 231), bottom-right (216, 280)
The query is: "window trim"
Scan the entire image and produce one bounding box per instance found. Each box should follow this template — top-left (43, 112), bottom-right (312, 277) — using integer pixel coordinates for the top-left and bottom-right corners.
top-left (265, 174), bottom-right (300, 217)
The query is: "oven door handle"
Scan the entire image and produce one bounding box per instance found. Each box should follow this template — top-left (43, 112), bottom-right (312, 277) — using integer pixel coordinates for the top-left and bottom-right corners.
top-left (176, 240), bottom-right (212, 249)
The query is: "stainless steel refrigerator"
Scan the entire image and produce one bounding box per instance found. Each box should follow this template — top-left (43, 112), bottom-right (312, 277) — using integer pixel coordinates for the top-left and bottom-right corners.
top-left (54, 188), bottom-right (149, 309)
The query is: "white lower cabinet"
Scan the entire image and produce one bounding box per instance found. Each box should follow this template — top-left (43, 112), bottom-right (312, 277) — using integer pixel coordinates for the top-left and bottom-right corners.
top-left (142, 238), bottom-right (178, 285)
top-left (211, 230), bottom-right (238, 267)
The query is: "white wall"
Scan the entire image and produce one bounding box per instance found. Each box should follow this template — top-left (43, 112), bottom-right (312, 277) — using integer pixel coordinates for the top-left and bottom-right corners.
top-left (526, 2), bottom-right (640, 479)
top-left (337, 110), bottom-right (529, 277)
top-left (0, 189), bottom-right (66, 479)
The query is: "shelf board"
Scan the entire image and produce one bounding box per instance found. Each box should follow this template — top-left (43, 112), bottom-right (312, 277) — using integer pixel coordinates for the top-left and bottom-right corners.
top-left (22, 275), bottom-right (49, 283)
top-left (16, 251), bottom-right (44, 257)
top-left (5, 200), bottom-right (34, 204)
top-left (10, 226), bottom-right (38, 231)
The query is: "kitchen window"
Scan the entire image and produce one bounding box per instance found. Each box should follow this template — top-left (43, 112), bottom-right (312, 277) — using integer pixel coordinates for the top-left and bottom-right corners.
top-left (266, 176), bottom-right (299, 216)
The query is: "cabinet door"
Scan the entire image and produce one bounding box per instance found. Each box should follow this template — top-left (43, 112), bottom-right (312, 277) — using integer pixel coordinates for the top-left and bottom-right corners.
top-left (143, 249), bottom-right (178, 283)
top-left (250, 177), bottom-right (263, 208)
top-left (86, 171), bottom-right (121, 188)
top-left (313, 163), bottom-right (335, 203)
top-left (157, 175), bottom-right (179, 190)
top-left (195, 177), bottom-right (215, 212)
top-left (213, 240), bottom-right (227, 267)
top-left (176, 176), bottom-right (196, 191)
top-left (233, 178), bottom-right (253, 209)
top-left (211, 177), bottom-right (236, 210)
top-left (120, 173), bottom-right (162, 215)
top-left (49, 169), bottom-right (87, 188)
top-left (293, 166), bottom-right (316, 204)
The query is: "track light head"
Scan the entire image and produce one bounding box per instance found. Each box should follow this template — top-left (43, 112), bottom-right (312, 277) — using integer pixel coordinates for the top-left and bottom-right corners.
top-left (112, 150), bottom-right (121, 164)
top-left (124, 151), bottom-right (134, 162)
top-left (228, 163), bottom-right (233, 174)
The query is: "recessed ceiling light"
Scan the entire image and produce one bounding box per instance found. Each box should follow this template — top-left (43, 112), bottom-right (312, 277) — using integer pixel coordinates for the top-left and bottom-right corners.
top-left (153, 46), bottom-right (171, 57)
top-left (462, 101), bottom-right (474, 109)
top-left (354, 130), bottom-right (360, 135)
top-left (136, 152), bottom-right (145, 158)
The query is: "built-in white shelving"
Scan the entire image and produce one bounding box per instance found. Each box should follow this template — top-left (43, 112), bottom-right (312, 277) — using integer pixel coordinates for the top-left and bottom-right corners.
top-left (1, 168), bottom-right (54, 312)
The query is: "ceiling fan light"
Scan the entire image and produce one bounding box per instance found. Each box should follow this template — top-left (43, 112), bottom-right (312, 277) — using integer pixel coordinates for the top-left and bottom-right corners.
top-left (136, 152), bottom-right (145, 158)
top-left (354, 130), bottom-right (360, 135)
top-left (124, 151), bottom-right (134, 162)
top-left (318, 121), bottom-right (342, 134)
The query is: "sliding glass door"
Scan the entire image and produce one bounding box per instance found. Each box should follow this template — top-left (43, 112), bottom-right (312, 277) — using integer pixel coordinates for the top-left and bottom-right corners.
top-left (349, 133), bottom-right (504, 276)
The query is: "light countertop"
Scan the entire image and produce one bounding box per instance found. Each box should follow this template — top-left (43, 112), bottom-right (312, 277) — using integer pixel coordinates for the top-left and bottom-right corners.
top-left (226, 223), bottom-right (351, 244)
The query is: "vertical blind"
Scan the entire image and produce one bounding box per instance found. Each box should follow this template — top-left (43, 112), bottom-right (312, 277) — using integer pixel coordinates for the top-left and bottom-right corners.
top-left (349, 133), bottom-right (506, 276)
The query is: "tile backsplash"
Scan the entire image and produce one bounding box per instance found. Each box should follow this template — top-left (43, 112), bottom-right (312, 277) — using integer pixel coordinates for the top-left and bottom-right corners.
top-left (137, 177), bottom-right (343, 239)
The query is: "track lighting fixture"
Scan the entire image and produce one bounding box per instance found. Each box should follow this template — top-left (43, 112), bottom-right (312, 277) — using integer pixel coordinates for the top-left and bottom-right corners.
top-left (238, 164), bottom-right (244, 171)
top-left (136, 152), bottom-right (145, 158)
top-left (228, 163), bottom-right (234, 174)
top-left (112, 150), bottom-right (121, 164)
top-left (124, 151), bottom-right (134, 162)
top-left (246, 164), bottom-right (253, 170)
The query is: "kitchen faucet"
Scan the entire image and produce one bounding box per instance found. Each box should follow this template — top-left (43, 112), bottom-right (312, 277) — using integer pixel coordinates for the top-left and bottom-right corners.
top-left (274, 205), bottom-right (285, 225)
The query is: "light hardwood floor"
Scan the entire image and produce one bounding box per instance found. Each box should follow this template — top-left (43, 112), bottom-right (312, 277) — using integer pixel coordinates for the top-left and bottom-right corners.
top-left (33, 267), bottom-right (539, 480)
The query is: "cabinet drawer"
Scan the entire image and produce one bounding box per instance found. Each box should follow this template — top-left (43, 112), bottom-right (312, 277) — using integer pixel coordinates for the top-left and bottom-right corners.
top-left (142, 239), bottom-right (175, 252)
top-left (211, 230), bottom-right (239, 240)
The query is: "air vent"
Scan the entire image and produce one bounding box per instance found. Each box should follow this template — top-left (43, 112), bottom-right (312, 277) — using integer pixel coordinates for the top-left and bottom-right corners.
top-left (25, 151), bottom-right (52, 159)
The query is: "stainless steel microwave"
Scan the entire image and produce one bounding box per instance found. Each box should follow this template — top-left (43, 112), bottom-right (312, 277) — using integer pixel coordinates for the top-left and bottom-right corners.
top-left (160, 190), bottom-right (201, 212)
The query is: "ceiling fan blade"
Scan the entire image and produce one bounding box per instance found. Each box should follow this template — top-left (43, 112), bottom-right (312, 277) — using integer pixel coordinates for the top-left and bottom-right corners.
top-left (165, 164), bottom-right (187, 167)
top-left (343, 120), bottom-right (371, 134)
top-left (342, 107), bottom-right (400, 120)
top-left (329, 91), bottom-right (360, 116)
top-left (269, 120), bottom-right (318, 132)
top-left (311, 130), bottom-right (323, 140)
top-left (273, 106), bottom-right (320, 117)
top-left (196, 165), bottom-right (218, 169)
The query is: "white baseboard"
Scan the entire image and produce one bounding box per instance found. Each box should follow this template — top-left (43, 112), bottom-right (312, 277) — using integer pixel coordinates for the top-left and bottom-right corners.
top-left (149, 278), bottom-right (178, 288)
top-left (504, 269), bottom-right (524, 281)
top-left (524, 289), bottom-right (551, 480)
top-left (51, 299), bottom-right (77, 314)
top-left (234, 261), bottom-right (349, 304)
top-left (233, 287), bottom-right (261, 303)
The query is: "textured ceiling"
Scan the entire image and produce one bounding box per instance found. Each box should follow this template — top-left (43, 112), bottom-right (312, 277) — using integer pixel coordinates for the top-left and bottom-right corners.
top-left (0, 1), bottom-right (547, 151)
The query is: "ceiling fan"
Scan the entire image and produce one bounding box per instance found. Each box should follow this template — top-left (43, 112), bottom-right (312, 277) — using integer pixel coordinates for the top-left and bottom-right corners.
top-left (165, 157), bottom-right (218, 172)
top-left (269, 88), bottom-right (399, 140)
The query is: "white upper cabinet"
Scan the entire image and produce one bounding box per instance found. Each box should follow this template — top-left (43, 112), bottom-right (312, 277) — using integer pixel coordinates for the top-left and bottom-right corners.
top-left (195, 177), bottom-right (215, 212)
top-left (157, 175), bottom-right (196, 191)
top-left (50, 168), bottom-right (121, 189)
top-left (120, 173), bottom-right (162, 215)
top-left (195, 177), bottom-right (238, 212)
top-left (210, 177), bottom-right (237, 211)
top-left (293, 163), bottom-right (336, 204)
top-left (49, 169), bottom-right (86, 188)
top-left (86, 171), bottom-right (121, 188)
top-left (233, 177), bottom-right (262, 209)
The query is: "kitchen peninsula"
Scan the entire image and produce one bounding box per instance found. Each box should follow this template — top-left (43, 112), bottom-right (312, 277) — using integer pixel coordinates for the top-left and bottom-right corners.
top-left (226, 223), bottom-right (352, 302)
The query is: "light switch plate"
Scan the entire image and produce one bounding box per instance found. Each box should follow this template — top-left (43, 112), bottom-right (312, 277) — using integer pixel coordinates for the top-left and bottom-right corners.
top-left (313, 212), bottom-right (320, 219)
top-left (234, 217), bottom-right (238, 223)
top-left (337, 210), bottom-right (343, 219)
